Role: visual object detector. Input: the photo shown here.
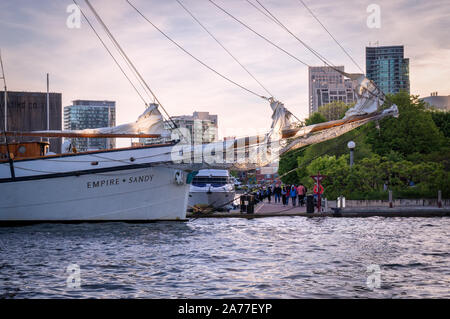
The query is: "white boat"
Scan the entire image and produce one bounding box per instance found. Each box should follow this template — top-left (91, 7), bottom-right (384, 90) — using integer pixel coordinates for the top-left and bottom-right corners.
top-left (0, 143), bottom-right (190, 222)
top-left (188, 169), bottom-right (235, 211)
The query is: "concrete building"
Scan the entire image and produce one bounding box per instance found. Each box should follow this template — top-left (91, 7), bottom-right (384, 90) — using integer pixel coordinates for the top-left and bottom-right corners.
top-left (64, 100), bottom-right (116, 151)
top-left (171, 111), bottom-right (218, 145)
top-left (0, 91), bottom-right (62, 153)
top-left (366, 45), bottom-right (410, 94)
top-left (308, 66), bottom-right (355, 116)
top-left (421, 92), bottom-right (450, 111)
top-left (255, 165), bottom-right (279, 184)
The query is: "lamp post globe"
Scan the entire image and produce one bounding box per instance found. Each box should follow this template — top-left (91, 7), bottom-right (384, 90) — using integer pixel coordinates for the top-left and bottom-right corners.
top-left (347, 141), bottom-right (356, 149)
top-left (347, 141), bottom-right (355, 167)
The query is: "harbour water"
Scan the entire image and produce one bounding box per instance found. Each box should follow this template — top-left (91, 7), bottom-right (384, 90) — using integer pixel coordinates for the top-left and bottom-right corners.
top-left (0, 217), bottom-right (449, 298)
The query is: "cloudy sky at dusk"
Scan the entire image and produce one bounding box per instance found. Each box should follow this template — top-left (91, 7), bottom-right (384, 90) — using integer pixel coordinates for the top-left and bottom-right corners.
top-left (1, 0), bottom-right (449, 142)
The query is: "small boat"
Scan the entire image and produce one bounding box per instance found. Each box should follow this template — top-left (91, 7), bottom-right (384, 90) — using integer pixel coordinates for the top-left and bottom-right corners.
top-left (188, 169), bottom-right (236, 212)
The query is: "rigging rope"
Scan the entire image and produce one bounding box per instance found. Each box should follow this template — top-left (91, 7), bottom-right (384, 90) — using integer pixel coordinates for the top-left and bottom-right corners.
top-left (244, 0), bottom-right (281, 27)
top-left (176, 0), bottom-right (274, 98)
top-left (83, 0), bottom-right (179, 131)
top-left (297, 0), bottom-right (365, 74)
top-left (254, 0), bottom-right (335, 68)
top-left (246, 0), bottom-right (394, 104)
top-left (82, 0), bottom-right (155, 104)
top-left (72, 0), bottom-right (148, 106)
top-left (208, 0), bottom-right (309, 67)
top-left (126, 0), bottom-right (269, 101)
top-left (253, 0), bottom-right (390, 103)
top-left (253, 0), bottom-right (337, 72)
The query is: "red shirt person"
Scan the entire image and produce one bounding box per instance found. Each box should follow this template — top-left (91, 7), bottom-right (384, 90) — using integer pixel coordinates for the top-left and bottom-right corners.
top-left (297, 184), bottom-right (306, 206)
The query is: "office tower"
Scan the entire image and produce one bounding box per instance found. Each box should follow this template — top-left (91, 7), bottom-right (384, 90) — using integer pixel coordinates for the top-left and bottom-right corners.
top-left (64, 100), bottom-right (116, 151)
top-left (366, 45), bottom-right (410, 94)
top-left (308, 66), bottom-right (355, 116)
top-left (0, 91), bottom-right (62, 153)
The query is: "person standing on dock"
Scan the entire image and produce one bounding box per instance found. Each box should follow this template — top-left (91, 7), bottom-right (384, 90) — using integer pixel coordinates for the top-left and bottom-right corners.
top-left (266, 187), bottom-right (272, 203)
top-left (297, 184), bottom-right (306, 206)
top-left (274, 184), bottom-right (281, 203)
top-left (286, 186), bottom-right (290, 205)
top-left (281, 187), bottom-right (287, 206)
top-left (290, 185), bottom-right (297, 206)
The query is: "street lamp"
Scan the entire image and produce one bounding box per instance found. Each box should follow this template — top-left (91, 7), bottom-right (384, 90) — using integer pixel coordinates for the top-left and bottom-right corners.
top-left (347, 141), bottom-right (355, 168)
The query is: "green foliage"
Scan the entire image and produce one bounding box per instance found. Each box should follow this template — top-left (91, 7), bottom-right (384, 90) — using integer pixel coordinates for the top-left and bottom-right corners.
top-left (317, 101), bottom-right (353, 121)
top-left (304, 154), bottom-right (449, 199)
top-left (277, 92), bottom-right (450, 199)
top-left (305, 112), bottom-right (327, 125)
top-left (365, 92), bottom-right (445, 156)
top-left (278, 148), bottom-right (304, 184)
top-left (229, 170), bottom-right (238, 178)
top-left (429, 110), bottom-right (450, 138)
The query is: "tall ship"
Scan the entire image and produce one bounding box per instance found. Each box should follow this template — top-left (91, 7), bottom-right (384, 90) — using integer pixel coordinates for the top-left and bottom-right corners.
top-left (0, 0), bottom-right (399, 223)
top-left (0, 105), bottom-right (190, 222)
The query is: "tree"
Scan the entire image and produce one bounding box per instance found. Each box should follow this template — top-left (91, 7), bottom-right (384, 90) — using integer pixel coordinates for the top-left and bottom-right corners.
top-left (280, 92), bottom-right (449, 199)
top-left (317, 101), bottom-right (353, 121)
top-left (365, 92), bottom-right (445, 157)
top-left (429, 110), bottom-right (450, 138)
top-left (278, 148), bottom-right (304, 184)
top-left (304, 153), bottom-right (449, 199)
top-left (305, 112), bottom-right (327, 126)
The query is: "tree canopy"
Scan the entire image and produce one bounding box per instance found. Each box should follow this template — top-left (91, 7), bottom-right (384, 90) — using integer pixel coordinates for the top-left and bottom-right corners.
top-left (317, 101), bottom-right (352, 121)
top-left (278, 92), bottom-right (450, 199)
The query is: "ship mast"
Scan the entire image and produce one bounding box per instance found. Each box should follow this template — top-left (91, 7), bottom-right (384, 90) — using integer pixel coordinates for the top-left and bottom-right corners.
top-left (46, 73), bottom-right (50, 132)
top-left (0, 49), bottom-right (7, 132)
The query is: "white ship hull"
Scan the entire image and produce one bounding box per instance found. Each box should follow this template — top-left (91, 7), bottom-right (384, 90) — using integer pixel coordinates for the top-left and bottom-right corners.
top-left (187, 169), bottom-right (236, 211)
top-left (188, 189), bottom-right (236, 211)
top-left (0, 144), bottom-right (190, 222)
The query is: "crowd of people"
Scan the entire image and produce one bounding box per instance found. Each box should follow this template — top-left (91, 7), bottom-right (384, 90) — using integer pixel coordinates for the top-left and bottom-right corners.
top-left (254, 183), bottom-right (308, 207)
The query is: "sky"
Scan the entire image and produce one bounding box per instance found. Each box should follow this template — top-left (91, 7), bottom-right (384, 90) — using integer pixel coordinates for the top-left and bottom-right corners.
top-left (0, 0), bottom-right (449, 144)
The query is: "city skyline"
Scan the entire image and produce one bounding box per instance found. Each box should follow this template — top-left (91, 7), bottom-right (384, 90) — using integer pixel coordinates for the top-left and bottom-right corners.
top-left (1, 0), bottom-right (449, 141)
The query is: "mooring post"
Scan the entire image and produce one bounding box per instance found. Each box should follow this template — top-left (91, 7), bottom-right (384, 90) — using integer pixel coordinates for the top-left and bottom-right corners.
top-left (389, 190), bottom-right (393, 208)
top-left (438, 190), bottom-right (442, 208)
top-left (324, 198), bottom-right (328, 213)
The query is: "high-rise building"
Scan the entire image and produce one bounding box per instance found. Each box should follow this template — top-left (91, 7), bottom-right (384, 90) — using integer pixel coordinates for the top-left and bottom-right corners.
top-left (308, 66), bottom-right (355, 116)
top-left (0, 91), bottom-right (62, 153)
top-left (170, 111), bottom-right (218, 145)
top-left (366, 45), bottom-right (410, 94)
top-left (64, 100), bottom-right (116, 151)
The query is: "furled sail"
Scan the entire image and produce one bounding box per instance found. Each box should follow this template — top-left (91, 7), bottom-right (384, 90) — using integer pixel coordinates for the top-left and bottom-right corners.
top-left (166, 73), bottom-right (399, 171)
top-left (278, 72), bottom-right (399, 155)
top-left (28, 103), bottom-right (170, 138)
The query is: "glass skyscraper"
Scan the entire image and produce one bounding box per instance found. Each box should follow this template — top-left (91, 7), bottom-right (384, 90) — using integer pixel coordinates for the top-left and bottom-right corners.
top-left (64, 100), bottom-right (116, 151)
top-left (366, 45), bottom-right (410, 95)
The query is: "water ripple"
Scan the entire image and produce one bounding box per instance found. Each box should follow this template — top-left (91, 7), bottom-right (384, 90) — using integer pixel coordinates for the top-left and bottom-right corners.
top-left (0, 217), bottom-right (449, 298)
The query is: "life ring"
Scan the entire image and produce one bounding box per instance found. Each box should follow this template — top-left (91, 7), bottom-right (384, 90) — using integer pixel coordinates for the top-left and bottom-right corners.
top-left (313, 184), bottom-right (324, 194)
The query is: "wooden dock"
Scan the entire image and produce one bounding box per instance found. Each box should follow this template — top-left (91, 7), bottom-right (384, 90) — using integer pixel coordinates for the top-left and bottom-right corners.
top-left (187, 202), bottom-right (450, 219)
